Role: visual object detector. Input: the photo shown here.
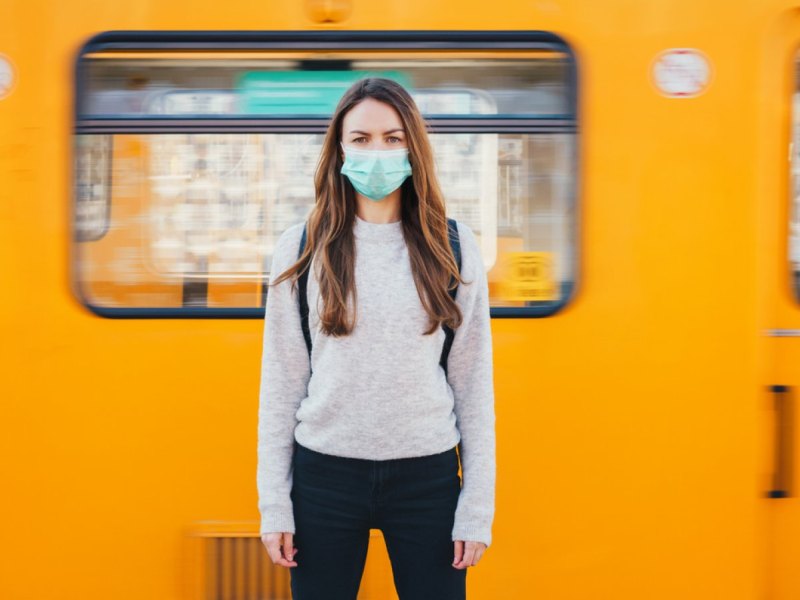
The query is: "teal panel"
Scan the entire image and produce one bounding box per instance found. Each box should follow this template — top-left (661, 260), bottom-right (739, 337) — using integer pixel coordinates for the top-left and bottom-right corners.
top-left (236, 71), bottom-right (412, 115)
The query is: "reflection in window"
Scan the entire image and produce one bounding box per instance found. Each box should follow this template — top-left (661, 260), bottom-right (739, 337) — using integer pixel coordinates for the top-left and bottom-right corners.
top-left (79, 59), bottom-right (569, 118)
top-left (74, 131), bottom-right (573, 310)
top-left (74, 134), bottom-right (112, 242)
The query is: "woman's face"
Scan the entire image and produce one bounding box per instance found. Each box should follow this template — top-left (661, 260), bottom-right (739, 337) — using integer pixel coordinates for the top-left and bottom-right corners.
top-left (340, 97), bottom-right (408, 154)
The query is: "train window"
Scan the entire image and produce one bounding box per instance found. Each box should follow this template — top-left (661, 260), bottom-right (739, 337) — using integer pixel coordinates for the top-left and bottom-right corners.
top-left (792, 77), bottom-right (800, 296)
top-left (74, 32), bottom-right (578, 317)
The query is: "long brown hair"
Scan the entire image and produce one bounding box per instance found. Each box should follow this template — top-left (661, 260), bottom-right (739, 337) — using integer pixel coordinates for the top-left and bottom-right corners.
top-left (270, 77), bottom-right (467, 337)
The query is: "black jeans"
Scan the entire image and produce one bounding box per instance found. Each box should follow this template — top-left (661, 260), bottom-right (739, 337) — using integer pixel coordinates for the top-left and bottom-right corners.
top-left (289, 439), bottom-right (467, 600)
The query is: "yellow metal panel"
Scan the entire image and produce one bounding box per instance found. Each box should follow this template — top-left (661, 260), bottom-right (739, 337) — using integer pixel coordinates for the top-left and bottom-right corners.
top-left (1, 1), bottom-right (789, 599)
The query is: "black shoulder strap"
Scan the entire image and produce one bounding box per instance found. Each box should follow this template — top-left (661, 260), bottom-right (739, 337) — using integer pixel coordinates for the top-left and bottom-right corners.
top-left (297, 218), bottom-right (462, 376)
top-left (439, 218), bottom-right (461, 378)
top-left (297, 224), bottom-right (313, 364)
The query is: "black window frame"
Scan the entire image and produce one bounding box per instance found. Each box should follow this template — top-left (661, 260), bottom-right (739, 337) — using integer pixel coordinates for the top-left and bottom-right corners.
top-left (73, 29), bottom-right (580, 319)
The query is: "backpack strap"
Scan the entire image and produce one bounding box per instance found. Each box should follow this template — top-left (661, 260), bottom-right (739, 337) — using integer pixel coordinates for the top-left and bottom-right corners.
top-left (296, 218), bottom-right (462, 376)
top-left (439, 217), bottom-right (461, 378)
top-left (297, 224), bottom-right (313, 365)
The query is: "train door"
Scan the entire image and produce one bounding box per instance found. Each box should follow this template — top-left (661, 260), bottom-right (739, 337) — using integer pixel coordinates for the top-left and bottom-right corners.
top-left (762, 82), bottom-right (800, 600)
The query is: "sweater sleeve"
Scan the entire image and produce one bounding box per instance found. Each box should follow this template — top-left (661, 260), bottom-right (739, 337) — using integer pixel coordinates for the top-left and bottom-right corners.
top-left (447, 222), bottom-right (497, 548)
top-left (256, 224), bottom-right (311, 535)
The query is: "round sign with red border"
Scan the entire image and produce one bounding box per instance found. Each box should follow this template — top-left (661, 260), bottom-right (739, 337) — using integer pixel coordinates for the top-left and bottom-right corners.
top-left (651, 48), bottom-right (711, 98)
top-left (0, 54), bottom-right (15, 100)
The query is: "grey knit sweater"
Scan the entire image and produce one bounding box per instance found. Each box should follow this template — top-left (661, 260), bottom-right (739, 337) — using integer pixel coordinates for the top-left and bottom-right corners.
top-left (256, 214), bottom-right (496, 547)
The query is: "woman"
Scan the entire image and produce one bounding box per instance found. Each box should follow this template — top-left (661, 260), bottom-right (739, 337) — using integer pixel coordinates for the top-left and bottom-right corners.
top-left (257, 77), bottom-right (496, 600)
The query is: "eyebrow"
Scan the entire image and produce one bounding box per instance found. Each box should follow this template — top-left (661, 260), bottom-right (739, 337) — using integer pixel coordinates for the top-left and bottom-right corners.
top-left (348, 128), bottom-right (405, 135)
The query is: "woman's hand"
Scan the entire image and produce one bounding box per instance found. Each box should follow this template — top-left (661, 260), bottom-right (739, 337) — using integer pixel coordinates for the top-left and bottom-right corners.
top-left (261, 532), bottom-right (299, 568)
top-left (452, 540), bottom-right (487, 569)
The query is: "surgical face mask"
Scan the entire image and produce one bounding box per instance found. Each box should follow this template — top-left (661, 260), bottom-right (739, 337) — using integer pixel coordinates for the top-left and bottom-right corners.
top-left (339, 142), bottom-right (412, 201)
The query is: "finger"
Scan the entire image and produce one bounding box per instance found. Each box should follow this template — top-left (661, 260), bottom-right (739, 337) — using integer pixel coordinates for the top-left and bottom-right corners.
top-left (453, 542), bottom-right (473, 570)
top-left (471, 547), bottom-right (484, 566)
top-left (267, 536), bottom-right (297, 568)
top-left (277, 536), bottom-right (298, 568)
top-left (455, 544), bottom-right (476, 570)
top-left (283, 533), bottom-right (297, 561)
top-left (274, 555), bottom-right (297, 568)
top-left (452, 540), bottom-right (464, 568)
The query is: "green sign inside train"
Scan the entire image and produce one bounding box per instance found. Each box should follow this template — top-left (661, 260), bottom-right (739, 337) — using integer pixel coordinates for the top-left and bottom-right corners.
top-left (236, 71), bottom-right (412, 115)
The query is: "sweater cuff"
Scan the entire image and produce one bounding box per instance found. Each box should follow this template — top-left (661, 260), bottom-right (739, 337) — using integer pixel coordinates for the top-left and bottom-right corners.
top-left (451, 522), bottom-right (492, 548)
top-left (259, 505), bottom-right (296, 536)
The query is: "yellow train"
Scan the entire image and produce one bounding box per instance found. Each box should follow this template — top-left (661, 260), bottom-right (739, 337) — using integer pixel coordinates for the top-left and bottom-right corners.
top-left (3, 0), bottom-right (800, 598)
